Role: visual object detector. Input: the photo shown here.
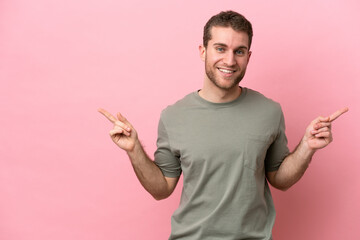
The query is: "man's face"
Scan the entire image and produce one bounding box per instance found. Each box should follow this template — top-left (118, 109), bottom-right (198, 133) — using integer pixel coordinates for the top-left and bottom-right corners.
top-left (200, 26), bottom-right (252, 91)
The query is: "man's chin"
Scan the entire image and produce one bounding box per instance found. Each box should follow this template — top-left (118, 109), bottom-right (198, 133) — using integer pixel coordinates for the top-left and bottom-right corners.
top-left (206, 72), bottom-right (242, 90)
top-left (215, 83), bottom-right (239, 91)
top-left (216, 79), bottom-right (241, 90)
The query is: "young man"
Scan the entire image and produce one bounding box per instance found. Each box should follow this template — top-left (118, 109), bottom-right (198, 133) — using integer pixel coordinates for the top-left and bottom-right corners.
top-left (99, 11), bottom-right (348, 240)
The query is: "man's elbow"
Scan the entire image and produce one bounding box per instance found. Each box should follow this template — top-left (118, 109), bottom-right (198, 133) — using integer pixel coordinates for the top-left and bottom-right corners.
top-left (267, 171), bottom-right (293, 192)
top-left (150, 187), bottom-right (174, 200)
top-left (150, 175), bottom-right (178, 201)
top-left (153, 196), bottom-right (167, 201)
top-left (270, 180), bottom-right (294, 192)
top-left (273, 184), bottom-right (291, 192)
top-left (152, 192), bottom-right (171, 201)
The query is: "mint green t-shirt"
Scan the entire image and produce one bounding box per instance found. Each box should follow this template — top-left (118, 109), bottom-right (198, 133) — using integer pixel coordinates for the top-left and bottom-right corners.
top-left (154, 88), bottom-right (289, 240)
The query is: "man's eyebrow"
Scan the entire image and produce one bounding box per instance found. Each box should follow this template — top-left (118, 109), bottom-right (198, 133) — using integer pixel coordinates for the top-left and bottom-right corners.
top-left (213, 43), bottom-right (248, 50)
top-left (213, 43), bottom-right (228, 47)
top-left (236, 46), bottom-right (248, 50)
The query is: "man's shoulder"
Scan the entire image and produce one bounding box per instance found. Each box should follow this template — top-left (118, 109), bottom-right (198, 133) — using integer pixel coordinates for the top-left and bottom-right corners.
top-left (245, 88), bottom-right (282, 109)
top-left (243, 88), bottom-right (283, 120)
top-left (160, 91), bottom-right (198, 119)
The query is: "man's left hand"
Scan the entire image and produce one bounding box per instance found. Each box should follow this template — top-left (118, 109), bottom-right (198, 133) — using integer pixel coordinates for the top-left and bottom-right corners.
top-left (302, 107), bottom-right (348, 150)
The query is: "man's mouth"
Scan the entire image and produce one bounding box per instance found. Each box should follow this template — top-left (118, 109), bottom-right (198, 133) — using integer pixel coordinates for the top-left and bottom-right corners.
top-left (217, 68), bottom-right (236, 74)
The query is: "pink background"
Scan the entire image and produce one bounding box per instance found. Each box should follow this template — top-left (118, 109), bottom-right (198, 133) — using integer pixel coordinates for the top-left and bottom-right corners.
top-left (1, 0), bottom-right (359, 239)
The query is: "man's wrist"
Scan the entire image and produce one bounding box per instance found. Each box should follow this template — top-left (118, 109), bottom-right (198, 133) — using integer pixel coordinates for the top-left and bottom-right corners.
top-left (126, 139), bottom-right (143, 162)
top-left (299, 137), bottom-right (317, 158)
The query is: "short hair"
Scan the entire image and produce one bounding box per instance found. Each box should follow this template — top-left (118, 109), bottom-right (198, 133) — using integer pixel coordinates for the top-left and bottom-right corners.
top-left (203, 10), bottom-right (253, 49)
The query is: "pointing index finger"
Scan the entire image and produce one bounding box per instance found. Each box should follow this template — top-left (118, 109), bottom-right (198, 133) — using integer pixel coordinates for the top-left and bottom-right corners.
top-left (98, 108), bottom-right (117, 123)
top-left (329, 107), bottom-right (349, 122)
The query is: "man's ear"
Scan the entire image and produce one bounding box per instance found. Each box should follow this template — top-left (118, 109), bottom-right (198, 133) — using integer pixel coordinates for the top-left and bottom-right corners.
top-left (247, 51), bottom-right (252, 64)
top-left (199, 45), bottom-right (206, 62)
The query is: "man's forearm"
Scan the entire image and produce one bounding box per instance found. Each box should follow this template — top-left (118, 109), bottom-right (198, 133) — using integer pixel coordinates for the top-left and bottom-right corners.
top-left (127, 140), bottom-right (174, 200)
top-left (269, 107), bottom-right (348, 191)
top-left (270, 139), bottom-right (316, 191)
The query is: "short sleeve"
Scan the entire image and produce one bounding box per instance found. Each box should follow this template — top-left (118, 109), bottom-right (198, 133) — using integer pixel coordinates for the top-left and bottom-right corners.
top-left (154, 118), bottom-right (182, 178)
top-left (265, 110), bottom-right (290, 172)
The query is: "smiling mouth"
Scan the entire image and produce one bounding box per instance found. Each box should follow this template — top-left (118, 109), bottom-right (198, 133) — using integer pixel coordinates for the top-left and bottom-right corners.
top-left (217, 68), bottom-right (236, 74)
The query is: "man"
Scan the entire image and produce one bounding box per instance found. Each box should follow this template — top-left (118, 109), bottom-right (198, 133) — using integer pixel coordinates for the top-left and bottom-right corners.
top-left (99, 11), bottom-right (348, 240)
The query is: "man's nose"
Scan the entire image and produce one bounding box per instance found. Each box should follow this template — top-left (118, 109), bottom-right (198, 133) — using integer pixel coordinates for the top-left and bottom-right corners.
top-left (223, 52), bottom-right (236, 66)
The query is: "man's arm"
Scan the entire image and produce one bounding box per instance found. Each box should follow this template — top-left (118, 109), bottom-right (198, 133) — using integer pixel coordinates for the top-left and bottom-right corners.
top-left (98, 108), bottom-right (179, 200)
top-left (266, 107), bottom-right (348, 191)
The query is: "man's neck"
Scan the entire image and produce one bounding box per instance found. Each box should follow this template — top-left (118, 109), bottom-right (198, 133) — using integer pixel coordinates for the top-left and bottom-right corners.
top-left (198, 85), bottom-right (242, 103)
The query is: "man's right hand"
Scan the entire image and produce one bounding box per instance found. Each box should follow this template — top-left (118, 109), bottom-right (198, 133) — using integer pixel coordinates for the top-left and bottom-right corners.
top-left (98, 108), bottom-right (179, 200)
top-left (98, 108), bottom-right (138, 152)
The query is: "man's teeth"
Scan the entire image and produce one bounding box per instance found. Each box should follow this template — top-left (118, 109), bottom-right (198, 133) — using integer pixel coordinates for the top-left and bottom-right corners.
top-left (218, 68), bottom-right (235, 73)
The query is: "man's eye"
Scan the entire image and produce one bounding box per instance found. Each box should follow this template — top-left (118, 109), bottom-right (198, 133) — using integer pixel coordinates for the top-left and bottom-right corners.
top-left (236, 50), bottom-right (244, 55)
top-left (217, 47), bottom-right (224, 52)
